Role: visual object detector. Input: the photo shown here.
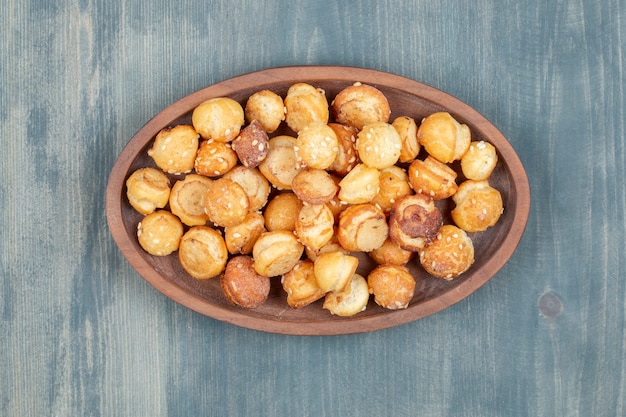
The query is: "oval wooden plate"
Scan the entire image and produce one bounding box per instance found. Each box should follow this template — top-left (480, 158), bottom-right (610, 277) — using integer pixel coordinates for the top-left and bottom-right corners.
top-left (106, 66), bottom-right (530, 335)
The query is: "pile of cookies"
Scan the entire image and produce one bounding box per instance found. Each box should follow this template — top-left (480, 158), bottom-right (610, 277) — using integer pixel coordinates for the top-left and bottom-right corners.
top-left (125, 81), bottom-right (503, 316)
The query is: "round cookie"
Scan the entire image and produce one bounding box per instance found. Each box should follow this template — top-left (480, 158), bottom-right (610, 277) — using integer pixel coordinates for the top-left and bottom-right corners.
top-left (192, 97), bottom-right (244, 142)
top-left (147, 125), bottom-right (199, 174)
top-left (178, 226), bottom-right (228, 279)
top-left (221, 255), bottom-right (271, 309)
top-left (169, 174), bottom-right (213, 226)
top-left (336, 203), bottom-right (388, 252)
top-left (356, 122), bottom-right (402, 169)
top-left (367, 264), bottom-right (415, 309)
top-left (231, 120), bottom-right (270, 168)
top-left (322, 273), bottom-right (370, 317)
top-left (284, 82), bottom-right (329, 133)
top-left (252, 230), bottom-right (304, 277)
top-left (451, 180), bottom-right (504, 232)
top-left (417, 112), bottom-right (470, 163)
top-left (137, 210), bottom-right (183, 256)
top-left (281, 259), bottom-right (326, 309)
top-left (204, 178), bottom-right (250, 227)
top-left (194, 139), bottom-right (238, 177)
top-left (461, 140), bottom-right (498, 180)
top-left (388, 194), bottom-right (443, 251)
top-left (126, 167), bottom-right (171, 215)
top-left (331, 82), bottom-right (391, 130)
top-left (245, 89), bottom-right (285, 133)
top-left (419, 225), bottom-right (474, 280)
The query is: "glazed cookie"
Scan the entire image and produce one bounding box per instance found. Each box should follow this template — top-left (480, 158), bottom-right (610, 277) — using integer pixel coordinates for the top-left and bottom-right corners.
top-left (367, 264), bottom-right (415, 310)
top-left (294, 121), bottom-right (339, 170)
top-left (295, 203), bottom-right (335, 252)
top-left (356, 122), bottom-right (402, 169)
top-left (194, 139), bottom-right (238, 178)
top-left (461, 140), bottom-right (498, 181)
top-left (178, 226), bottom-right (228, 279)
top-left (392, 116), bottom-right (420, 163)
top-left (263, 192), bottom-right (303, 232)
top-left (284, 82), bottom-right (329, 133)
top-left (337, 163), bottom-right (380, 204)
top-left (137, 210), bottom-right (183, 256)
top-left (408, 156), bottom-right (458, 200)
top-left (281, 259), bottom-right (326, 309)
top-left (417, 111), bottom-right (470, 163)
top-left (224, 211), bottom-right (266, 255)
top-left (204, 178), bottom-right (250, 227)
top-left (451, 180), bottom-right (503, 232)
top-left (245, 89), bottom-right (285, 133)
top-left (230, 120), bottom-right (269, 168)
top-left (223, 166), bottom-right (271, 212)
top-left (147, 125), bottom-right (199, 174)
top-left (419, 224), bottom-right (475, 280)
top-left (313, 251), bottom-right (359, 293)
top-left (252, 230), bottom-right (304, 277)
top-left (126, 167), bottom-right (171, 215)
top-left (336, 203), bottom-right (388, 252)
top-left (258, 135), bottom-right (300, 190)
top-left (191, 97), bottom-right (244, 142)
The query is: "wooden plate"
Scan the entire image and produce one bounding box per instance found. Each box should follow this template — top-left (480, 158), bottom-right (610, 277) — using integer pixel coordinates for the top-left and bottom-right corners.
top-left (106, 66), bottom-right (530, 335)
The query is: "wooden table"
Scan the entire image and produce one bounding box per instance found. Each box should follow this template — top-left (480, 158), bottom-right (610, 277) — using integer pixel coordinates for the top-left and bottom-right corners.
top-left (2, 0), bottom-right (624, 416)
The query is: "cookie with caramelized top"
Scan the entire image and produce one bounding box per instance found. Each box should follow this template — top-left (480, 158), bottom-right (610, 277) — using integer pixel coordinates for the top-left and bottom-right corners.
top-left (245, 90), bottom-right (285, 133)
top-left (367, 264), bottom-right (415, 309)
top-left (451, 180), bottom-right (503, 232)
top-left (192, 97), bottom-right (244, 142)
top-left (231, 120), bottom-right (269, 168)
top-left (417, 112), bottom-right (470, 163)
top-left (388, 194), bottom-right (443, 251)
top-left (221, 255), bottom-right (271, 309)
top-left (419, 225), bottom-right (474, 280)
top-left (284, 83), bottom-right (329, 133)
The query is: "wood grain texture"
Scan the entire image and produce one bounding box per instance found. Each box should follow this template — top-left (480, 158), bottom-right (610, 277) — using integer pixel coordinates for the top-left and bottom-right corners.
top-left (1, 0), bottom-right (624, 416)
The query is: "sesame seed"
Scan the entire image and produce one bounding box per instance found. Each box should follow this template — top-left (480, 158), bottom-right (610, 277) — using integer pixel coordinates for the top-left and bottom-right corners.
top-left (452, 233), bottom-right (459, 238)
top-left (252, 140), bottom-right (258, 146)
top-left (232, 233), bottom-right (242, 238)
top-left (477, 141), bottom-right (486, 149)
top-left (325, 136), bottom-right (332, 142)
top-left (258, 144), bottom-right (265, 151)
top-left (209, 148), bottom-right (217, 154)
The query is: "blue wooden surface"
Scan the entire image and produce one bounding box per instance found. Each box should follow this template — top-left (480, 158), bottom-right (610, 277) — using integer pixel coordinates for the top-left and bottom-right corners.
top-left (1, 0), bottom-right (625, 416)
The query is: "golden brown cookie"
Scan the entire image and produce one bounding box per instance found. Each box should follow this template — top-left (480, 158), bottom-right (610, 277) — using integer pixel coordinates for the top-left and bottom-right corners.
top-left (147, 125), bottom-right (199, 174)
top-left (291, 167), bottom-right (338, 205)
top-left (295, 203), bottom-right (335, 252)
top-left (337, 163), bottom-right (380, 204)
top-left (331, 82), bottom-right (391, 130)
top-left (408, 156), bottom-right (458, 200)
top-left (192, 97), bottom-right (244, 142)
top-left (323, 273), bottom-right (370, 317)
top-left (461, 140), bottom-right (498, 180)
top-left (223, 166), bottom-right (271, 212)
top-left (370, 166), bottom-right (412, 215)
top-left (126, 167), bottom-right (171, 215)
top-left (281, 259), bottom-right (326, 308)
top-left (224, 211), bottom-right (266, 255)
top-left (221, 255), bottom-right (271, 309)
top-left (367, 264), bottom-right (415, 309)
top-left (169, 174), bottom-right (213, 226)
top-left (392, 116), bottom-right (420, 163)
top-left (252, 230), bottom-right (304, 277)
top-left (419, 224), bottom-right (474, 280)
top-left (336, 203), bottom-right (388, 252)
top-left (204, 178), bottom-right (250, 227)
top-left (368, 237), bottom-right (414, 266)
top-left (245, 89), bottom-right (285, 133)
top-left (294, 121), bottom-right (339, 169)
top-left (388, 194), bottom-right (443, 251)
top-left (451, 180), bottom-right (503, 232)
top-left (284, 82), bottom-right (329, 133)
top-left (327, 123), bottom-right (359, 176)
top-left (194, 139), bottom-right (238, 177)
top-left (356, 122), bottom-right (402, 169)
top-left (137, 210), bottom-right (183, 256)
top-left (417, 112), bottom-right (470, 163)
top-left (313, 251), bottom-right (359, 293)
top-left (263, 192), bottom-right (303, 232)
top-left (258, 135), bottom-right (300, 190)
top-left (178, 226), bottom-right (228, 279)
